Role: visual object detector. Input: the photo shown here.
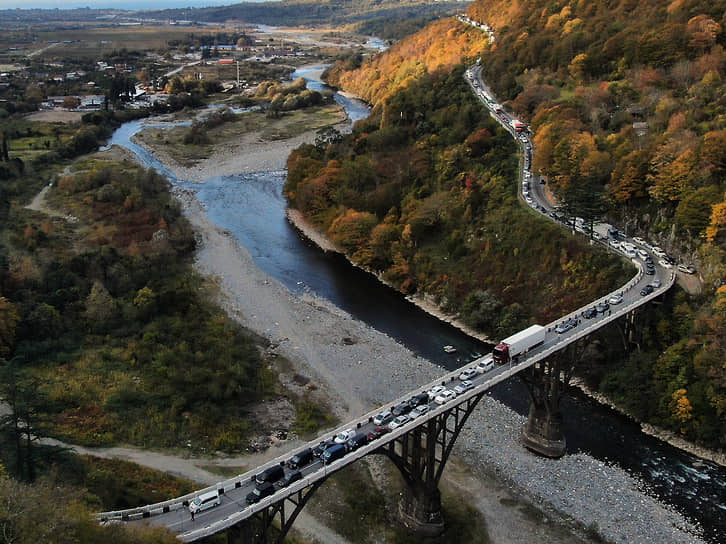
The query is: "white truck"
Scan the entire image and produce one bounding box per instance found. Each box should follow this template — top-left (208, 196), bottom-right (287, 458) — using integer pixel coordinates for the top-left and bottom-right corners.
top-left (492, 324), bottom-right (545, 364)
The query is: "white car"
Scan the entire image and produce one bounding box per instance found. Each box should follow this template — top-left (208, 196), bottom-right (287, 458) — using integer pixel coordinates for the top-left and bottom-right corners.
top-left (633, 236), bottom-right (646, 245)
top-left (372, 410), bottom-right (392, 426)
top-left (658, 259), bottom-right (673, 268)
top-left (434, 390), bottom-right (456, 405)
top-left (652, 247), bottom-right (666, 258)
top-left (453, 380), bottom-right (475, 395)
top-left (334, 429), bottom-right (355, 444)
top-left (609, 239), bottom-right (620, 249)
top-left (458, 368), bottom-right (478, 381)
top-left (678, 264), bottom-right (696, 274)
top-left (427, 385), bottom-right (446, 401)
top-left (408, 405), bottom-right (429, 420)
top-left (388, 415), bottom-right (410, 430)
top-left (608, 293), bottom-right (623, 305)
top-left (649, 279), bottom-right (662, 288)
top-left (475, 357), bottom-right (494, 373)
top-left (637, 249), bottom-right (649, 260)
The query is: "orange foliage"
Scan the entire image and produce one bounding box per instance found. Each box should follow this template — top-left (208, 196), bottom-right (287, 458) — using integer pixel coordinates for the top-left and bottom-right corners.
top-left (328, 18), bottom-right (492, 105)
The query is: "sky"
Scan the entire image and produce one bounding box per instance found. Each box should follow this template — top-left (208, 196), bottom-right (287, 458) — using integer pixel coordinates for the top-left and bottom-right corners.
top-left (0, 0), bottom-right (271, 10)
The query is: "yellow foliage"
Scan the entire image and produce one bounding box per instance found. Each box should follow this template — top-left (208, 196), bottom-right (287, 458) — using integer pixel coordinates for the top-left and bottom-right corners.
top-left (705, 200), bottom-right (726, 244)
top-left (671, 388), bottom-right (694, 426)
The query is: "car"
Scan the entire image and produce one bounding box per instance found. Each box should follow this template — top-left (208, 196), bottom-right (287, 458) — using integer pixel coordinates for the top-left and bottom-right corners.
top-left (246, 482), bottom-right (275, 504)
top-left (312, 439), bottom-right (336, 457)
top-left (640, 285), bottom-right (654, 296)
top-left (287, 448), bottom-right (314, 470)
top-left (392, 400), bottom-right (413, 417)
top-left (458, 368), bottom-right (478, 381)
top-left (555, 320), bottom-right (575, 334)
top-left (189, 490), bottom-right (221, 514)
top-left (434, 390), bottom-right (456, 405)
top-left (645, 266), bottom-right (655, 275)
top-left (633, 236), bottom-right (646, 245)
top-left (652, 247), bottom-right (666, 258)
top-left (427, 385), bottom-right (446, 400)
top-left (280, 469), bottom-right (302, 487)
top-left (366, 426), bottom-right (391, 441)
top-left (592, 231), bottom-right (601, 240)
top-left (410, 392), bottom-right (429, 407)
top-left (372, 410), bottom-right (393, 426)
top-left (583, 307), bottom-right (598, 319)
top-left (657, 259), bottom-right (672, 268)
top-left (609, 239), bottom-right (621, 250)
top-left (475, 357), bottom-right (494, 373)
top-left (409, 404), bottom-right (430, 420)
top-left (637, 249), bottom-right (649, 260)
top-left (678, 264), bottom-right (696, 274)
top-left (453, 380), bottom-right (474, 394)
top-left (388, 415), bottom-right (410, 430)
top-left (608, 294), bottom-right (623, 305)
top-left (334, 429), bottom-right (355, 444)
top-left (644, 256), bottom-right (654, 265)
top-left (649, 279), bottom-right (662, 288)
top-left (596, 301), bottom-right (610, 313)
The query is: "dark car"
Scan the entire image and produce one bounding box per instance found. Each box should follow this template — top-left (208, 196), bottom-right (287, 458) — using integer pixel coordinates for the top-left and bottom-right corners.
top-left (246, 482), bottom-right (275, 504)
top-left (596, 301), bottom-right (610, 313)
top-left (645, 266), bottom-right (655, 275)
top-left (392, 400), bottom-right (413, 417)
top-left (312, 439), bottom-right (336, 457)
top-left (345, 432), bottom-right (369, 452)
top-left (280, 469), bottom-right (302, 488)
top-left (255, 464), bottom-right (284, 485)
top-left (583, 307), bottom-right (598, 319)
top-left (555, 319), bottom-right (576, 334)
top-left (640, 285), bottom-right (654, 296)
top-left (366, 426), bottom-right (391, 441)
top-left (410, 393), bottom-right (429, 407)
top-left (321, 444), bottom-right (346, 465)
top-left (287, 448), bottom-right (313, 470)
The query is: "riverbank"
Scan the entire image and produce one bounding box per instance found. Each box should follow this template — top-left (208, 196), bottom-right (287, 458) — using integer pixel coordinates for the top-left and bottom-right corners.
top-left (123, 114), bottom-right (707, 542)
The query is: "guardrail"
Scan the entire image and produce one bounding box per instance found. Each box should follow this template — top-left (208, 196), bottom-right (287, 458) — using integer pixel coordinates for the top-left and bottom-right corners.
top-left (97, 62), bottom-right (677, 537)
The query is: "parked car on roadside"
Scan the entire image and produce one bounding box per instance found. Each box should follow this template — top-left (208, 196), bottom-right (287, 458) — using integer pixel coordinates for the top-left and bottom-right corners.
top-left (453, 380), bottom-right (475, 394)
top-left (596, 301), bottom-right (610, 313)
top-left (427, 385), bottom-right (446, 401)
top-left (583, 307), bottom-right (598, 319)
top-left (334, 429), bottom-right (355, 444)
top-left (608, 293), bottom-right (623, 305)
top-left (677, 264), bottom-right (696, 274)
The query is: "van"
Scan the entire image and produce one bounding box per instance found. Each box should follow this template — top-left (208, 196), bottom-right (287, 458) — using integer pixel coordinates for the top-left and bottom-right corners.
top-left (345, 432), bottom-right (369, 452)
top-left (256, 464), bottom-right (284, 485)
top-left (246, 482), bottom-right (275, 504)
top-left (287, 448), bottom-right (313, 470)
top-left (321, 444), bottom-right (346, 464)
top-left (189, 490), bottom-right (221, 514)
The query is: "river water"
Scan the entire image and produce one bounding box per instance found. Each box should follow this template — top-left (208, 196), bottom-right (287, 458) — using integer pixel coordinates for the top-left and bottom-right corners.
top-left (104, 70), bottom-right (726, 543)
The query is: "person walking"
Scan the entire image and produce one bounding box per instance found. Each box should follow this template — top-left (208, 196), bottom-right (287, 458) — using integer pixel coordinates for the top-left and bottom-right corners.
top-left (191, 510), bottom-right (195, 521)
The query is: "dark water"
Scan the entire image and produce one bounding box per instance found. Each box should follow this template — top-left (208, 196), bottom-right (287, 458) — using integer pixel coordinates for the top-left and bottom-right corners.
top-left (106, 70), bottom-right (726, 544)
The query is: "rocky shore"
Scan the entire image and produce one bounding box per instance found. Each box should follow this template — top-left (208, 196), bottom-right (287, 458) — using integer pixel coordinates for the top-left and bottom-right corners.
top-left (129, 107), bottom-right (709, 543)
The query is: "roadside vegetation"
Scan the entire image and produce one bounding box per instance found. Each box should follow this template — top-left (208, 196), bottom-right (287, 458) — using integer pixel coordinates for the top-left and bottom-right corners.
top-left (295, 2), bottom-right (726, 451)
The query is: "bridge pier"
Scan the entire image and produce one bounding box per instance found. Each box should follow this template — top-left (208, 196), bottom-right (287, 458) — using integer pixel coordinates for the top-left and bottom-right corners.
top-left (378, 393), bottom-right (485, 536)
top-left (398, 481), bottom-right (444, 536)
top-left (521, 403), bottom-right (566, 458)
top-left (518, 359), bottom-right (567, 458)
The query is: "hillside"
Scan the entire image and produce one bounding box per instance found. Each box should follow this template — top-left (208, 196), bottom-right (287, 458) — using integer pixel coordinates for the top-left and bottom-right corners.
top-left (291, 2), bottom-right (726, 450)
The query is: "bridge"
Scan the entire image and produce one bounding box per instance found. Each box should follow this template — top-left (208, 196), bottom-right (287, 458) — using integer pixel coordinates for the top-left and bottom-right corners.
top-left (96, 57), bottom-right (677, 542)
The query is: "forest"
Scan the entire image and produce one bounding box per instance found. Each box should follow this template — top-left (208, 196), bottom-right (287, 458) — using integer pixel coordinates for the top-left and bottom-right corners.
top-left (291, 0), bottom-right (726, 449)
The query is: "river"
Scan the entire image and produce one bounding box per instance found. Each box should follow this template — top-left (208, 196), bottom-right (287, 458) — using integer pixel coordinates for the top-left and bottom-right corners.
top-left (104, 68), bottom-right (726, 544)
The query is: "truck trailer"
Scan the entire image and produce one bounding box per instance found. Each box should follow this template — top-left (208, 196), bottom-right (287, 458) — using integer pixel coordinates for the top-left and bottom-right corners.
top-left (492, 324), bottom-right (545, 364)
